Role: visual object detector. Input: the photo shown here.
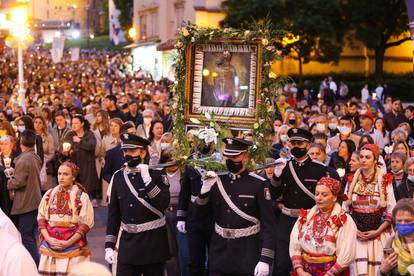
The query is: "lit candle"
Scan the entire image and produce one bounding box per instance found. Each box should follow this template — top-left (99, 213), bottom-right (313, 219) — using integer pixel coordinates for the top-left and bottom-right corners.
top-left (63, 142), bottom-right (72, 152)
top-left (4, 157), bottom-right (11, 168)
top-left (336, 168), bottom-right (346, 178)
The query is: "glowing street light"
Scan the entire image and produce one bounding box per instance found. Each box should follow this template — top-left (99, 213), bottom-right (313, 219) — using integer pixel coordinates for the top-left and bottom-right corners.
top-left (9, 7), bottom-right (29, 113)
top-left (128, 27), bottom-right (137, 39)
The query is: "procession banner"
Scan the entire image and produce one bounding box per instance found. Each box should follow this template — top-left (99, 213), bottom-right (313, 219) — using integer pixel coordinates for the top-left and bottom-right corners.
top-left (71, 47), bottom-right (80, 61)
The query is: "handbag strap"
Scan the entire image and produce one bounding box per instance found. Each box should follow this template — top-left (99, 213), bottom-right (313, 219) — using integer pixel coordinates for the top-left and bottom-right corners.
top-left (216, 177), bottom-right (259, 225)
top-left (288, 161), bottom-right (315, 200)
top-left (123, 170), bottom-right (163, 218)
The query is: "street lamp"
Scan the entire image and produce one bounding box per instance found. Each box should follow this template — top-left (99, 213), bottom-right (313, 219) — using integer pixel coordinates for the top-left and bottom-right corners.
top-left (9, 8), bottom-right (29, 113)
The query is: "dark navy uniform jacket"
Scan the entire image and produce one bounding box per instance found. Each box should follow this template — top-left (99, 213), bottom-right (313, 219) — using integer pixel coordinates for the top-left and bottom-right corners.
top-left (271, 157), bottom-right (340, 210)
top-left (105, 167), bottom-right (170, 265)
top-left (196, 171), bottom-right (276, 274)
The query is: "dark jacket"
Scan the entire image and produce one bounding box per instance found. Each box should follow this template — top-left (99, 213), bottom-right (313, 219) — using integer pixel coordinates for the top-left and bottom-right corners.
top-left (396, 178), bottom-right (414, 201)
top-left (108, 108), bottom-right (126, 122)
top-left (383, 111), bottom-right (406, 132)
top-left (63, 130), bottom-right (99, 194)
top-left (7, 148), bottom-right (42, 215)
top-left (102, 144), bottom-right (125, 183)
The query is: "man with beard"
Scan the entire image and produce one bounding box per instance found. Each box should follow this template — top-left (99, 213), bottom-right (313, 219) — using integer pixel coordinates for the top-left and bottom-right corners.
top-left (271, 128), bottom-right (339, 275)
top-left (195, 138), bottom-right (276, 276)
top-left (383, 97), bottom-right (405, 132)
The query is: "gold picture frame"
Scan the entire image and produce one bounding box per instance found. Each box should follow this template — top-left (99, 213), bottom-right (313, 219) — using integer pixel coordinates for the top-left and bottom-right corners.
top-left (184, 40), bottom-right (262, 128)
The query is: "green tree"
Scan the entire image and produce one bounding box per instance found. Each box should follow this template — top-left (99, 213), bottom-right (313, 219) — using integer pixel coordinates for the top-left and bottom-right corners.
top-left (114, 0), bottom-right (133, 31)
top-left (221, 0), bottom-right (346, 81)
top-left (342, 0), bottom-right (409, 81)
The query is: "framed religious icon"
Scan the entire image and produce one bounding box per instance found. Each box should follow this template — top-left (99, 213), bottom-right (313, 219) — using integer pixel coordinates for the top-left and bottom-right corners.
top-left (185, 41), bottom-right (262, 127)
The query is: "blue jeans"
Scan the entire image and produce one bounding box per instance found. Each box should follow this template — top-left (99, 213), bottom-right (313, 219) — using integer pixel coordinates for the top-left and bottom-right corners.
top-left (165, 208), bottom-right (190, 276)
top-left (15, 209), bottom-right (39, 265)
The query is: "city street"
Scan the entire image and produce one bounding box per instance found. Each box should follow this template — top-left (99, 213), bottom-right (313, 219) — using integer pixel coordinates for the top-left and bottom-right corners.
top-left (89, 207), bottom-right (107, 265)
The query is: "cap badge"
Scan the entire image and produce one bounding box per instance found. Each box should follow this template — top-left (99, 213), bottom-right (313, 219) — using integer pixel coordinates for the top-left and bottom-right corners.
top-left (293, 129), bottom-right (298, 134)
top-left (227, 138), bottom-right (233, 145)
top-left (123, 134), bottom-right (129, 139)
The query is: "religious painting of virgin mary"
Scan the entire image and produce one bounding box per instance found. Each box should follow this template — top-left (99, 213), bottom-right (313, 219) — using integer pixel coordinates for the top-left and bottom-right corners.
top-left (185, 42), bottom-right (261, 127)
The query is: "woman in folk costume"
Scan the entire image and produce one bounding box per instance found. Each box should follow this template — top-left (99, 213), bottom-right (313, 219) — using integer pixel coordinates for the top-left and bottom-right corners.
top-left (290, 177), bottom-right (357, 276)
top-left (343, 143), bottom-right (396, 276)
top-left (37, 162), bottom-right (94, 275)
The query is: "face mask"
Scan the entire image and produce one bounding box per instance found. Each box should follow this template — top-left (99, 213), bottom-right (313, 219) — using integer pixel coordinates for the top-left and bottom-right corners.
top-left (226, 159), bottom-right (243, 173)
top-left (274, 126), bottom-right (280, 133)
top-left (17, 126), bottom-right (25, 133)
top-left (160, 143), bottom-right (169, 150)
top-left (395, 223), bottom-right (414, 236)
top-left (280, 135), bottom-right (288, 143)
top-left (338, 126), bottom-right (352, 135)
top-left (316, 123), bottom-right (326, 132)
top-left (143, 117), bottom-right (152, 125)
top-left (291, 147), bottom-right (308, 159)
top-left (6, 109), bottom-right (12, 115)
top-left (407, 175), bottom-right (414, 182)
top-left (124, 155), bottom-right (142, 167)
top-left (288, 119), bottom-right (296, 125)
top-left (391, 169), bottom-right (404, 175)
top-left (328, 123), bottom-right (338, 131)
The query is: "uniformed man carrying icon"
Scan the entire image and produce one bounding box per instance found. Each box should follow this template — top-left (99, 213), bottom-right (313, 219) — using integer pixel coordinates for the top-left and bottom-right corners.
top-left (195, 137), bottom-right (276, 276)
top-left (105, 133), bottom-right (170, 276)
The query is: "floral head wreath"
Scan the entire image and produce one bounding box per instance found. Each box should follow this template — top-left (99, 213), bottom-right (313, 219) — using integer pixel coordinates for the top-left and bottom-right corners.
top-left (361, 143), bottom-right (380, 161)
top-left (317, 177), bottom-right (341, 195)
top-left (61, 161), bottom-right (80, 177)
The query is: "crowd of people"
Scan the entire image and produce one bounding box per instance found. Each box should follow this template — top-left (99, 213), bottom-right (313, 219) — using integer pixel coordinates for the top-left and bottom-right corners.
top-left (0, 47), bottom-right (414, 276)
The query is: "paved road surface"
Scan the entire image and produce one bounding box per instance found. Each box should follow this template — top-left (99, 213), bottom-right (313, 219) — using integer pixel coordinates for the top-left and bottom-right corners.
top-left (89, 206), bottom-right (107, 265)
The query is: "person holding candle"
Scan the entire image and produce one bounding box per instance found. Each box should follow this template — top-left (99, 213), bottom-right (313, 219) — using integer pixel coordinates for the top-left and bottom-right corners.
top-left (329, 139), bottom-right (356, 175)
top-left (37, 162), bottom-right (94, 275)
top-left (61, 115), bottom-right (99, 205)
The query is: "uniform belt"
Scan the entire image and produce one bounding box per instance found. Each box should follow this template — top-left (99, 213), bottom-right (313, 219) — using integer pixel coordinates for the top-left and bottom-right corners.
top-left (281, 207), bottom-right (300, 218)
top-left (121, 217), bottom-right (166, 233)
top-left (214, 223), bottom-right (260, 239)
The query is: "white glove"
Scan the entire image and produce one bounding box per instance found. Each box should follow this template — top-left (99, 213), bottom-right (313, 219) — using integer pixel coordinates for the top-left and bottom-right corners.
top-left (254, 261), bottom-right (269, 276)
top-left (200, 171), bottom-right (217, 194)
top-left (274, 158), bottom-right (287, 178)
top-left (105, 248), bottom-right (114, 264)
top-left (137, 164), bottom-right (152, 186)
top-left (176, 221), bottom-right (187, 233)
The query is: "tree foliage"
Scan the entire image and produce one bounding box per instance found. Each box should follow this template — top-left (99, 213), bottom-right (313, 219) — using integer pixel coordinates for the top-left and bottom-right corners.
top-left (342, 0), bottom-right (409, 81)
top-left (114, 0), bottom-right (133, 30)
top-left (221, 0), bottom-right (346, 79)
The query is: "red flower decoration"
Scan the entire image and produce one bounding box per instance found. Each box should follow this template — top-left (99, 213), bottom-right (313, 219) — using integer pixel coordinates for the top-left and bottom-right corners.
top-left (383, 173), bottom-right (393, 185)
top-left (299, 209), bottom-right (308, 224)
top-left (340, 194), bottom-right (348, 202)
top-left (346, 173), bottom-right (354, 183)
top-left (331, 215), bottom-right (341, 227)
top-left (340, 213), bottom-right (347, 224)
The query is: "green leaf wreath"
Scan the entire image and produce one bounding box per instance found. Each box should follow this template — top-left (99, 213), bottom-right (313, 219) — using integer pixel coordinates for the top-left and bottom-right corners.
top-left (171, 20), bottom-right (288, 171)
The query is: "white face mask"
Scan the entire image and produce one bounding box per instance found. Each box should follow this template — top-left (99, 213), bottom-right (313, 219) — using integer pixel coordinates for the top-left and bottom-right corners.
top-left (17, 126), bottom-right (25, 133)
top-left (160, 142), bottom-right (169, 150)
top-left (280, 134), bottom-right (288, 143)
top-left (391, 169), bottom-right (404, 175)
top-left (143, 117), bottom-right (152, 125)
top-left (316, 123), bottom-right (326, 132)
top-left (274, 126), bottom-right (280, 133)
top-left (407, 175), bottom-right (414, 182)
top-left (328, 123), bottom-right (338, 131)
top-left (338, 126), bottom-right (352, 135)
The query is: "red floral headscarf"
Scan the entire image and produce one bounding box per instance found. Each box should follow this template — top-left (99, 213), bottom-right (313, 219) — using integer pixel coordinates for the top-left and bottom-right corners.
top-left (317, 177), bottom-right (341, 195)
top-left (361, 143), bottom-right (380, 161)
top-left (61, 161), bottom-right (80, 177)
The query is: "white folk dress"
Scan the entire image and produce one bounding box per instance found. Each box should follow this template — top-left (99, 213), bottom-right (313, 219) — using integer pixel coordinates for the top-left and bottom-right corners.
top-left (343, 168), bottom-right (396, 276)
top-left (37, 184), bottom-right (94, 276)
top-left (290, 203), bottom-right (357, 275)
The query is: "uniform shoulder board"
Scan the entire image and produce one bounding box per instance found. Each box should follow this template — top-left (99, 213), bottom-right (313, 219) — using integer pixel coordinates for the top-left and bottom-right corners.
top-left (162, 174), bottom-right (169, 186)
top-left (312, 160), bottom-right (327, 167)
top-left (249, 172), bottom-right (266, 181)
